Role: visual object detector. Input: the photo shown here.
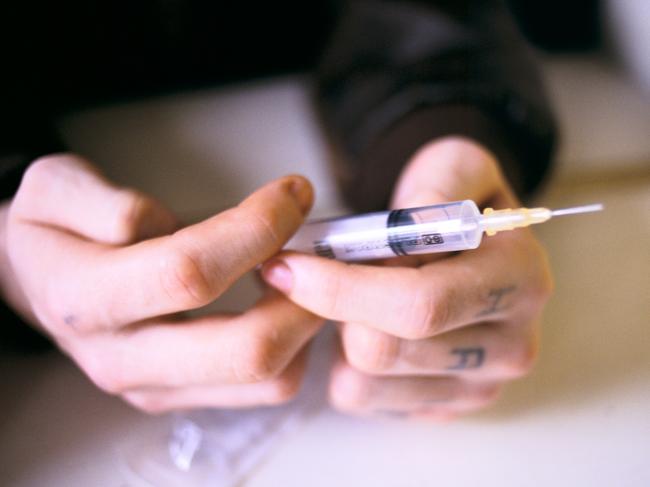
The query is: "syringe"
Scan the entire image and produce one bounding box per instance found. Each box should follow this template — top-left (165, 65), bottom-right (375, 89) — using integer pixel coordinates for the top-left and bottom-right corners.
top-left (285, 200), bottom-right (603, 262)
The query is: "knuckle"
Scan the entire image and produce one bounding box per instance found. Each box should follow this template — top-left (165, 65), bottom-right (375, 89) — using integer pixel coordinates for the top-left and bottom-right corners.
top-left (535, 259), bottom-right (555, 303)
top-left (80, 353), bottom-right (128, 395)
top-left (343, 325), bottom-right (398, 374)
top-left (263, 375), bottom-right (302, 405)
top-left (111, 189), bottom-right (148, 243)
top-left (160, 245), bottom-right (215, 308)
top-left (21, 154), bottom-right (86, 190)
top-left (17, 157), bottom-right (62, 203)
top-left (329, 367), bottom-right (371, 411)
top-left (22, 155), bottom-right (64, 184)
top-left (124, 394), bottom-right (168, 415)
top-left (474, 145), bottom-right (501, 174)
top-left (405, 285), bottom-right (450, 339)
top-left (515, 240), bottom-right (554, 309)
top-left (501, 339), bottom-right (539, 378)
top-left (526, 243), bottom-right (555, 301)
top-left (471, 383), bottom-right (502, 407)
top-left (232, 334), bottom-right (284, 383)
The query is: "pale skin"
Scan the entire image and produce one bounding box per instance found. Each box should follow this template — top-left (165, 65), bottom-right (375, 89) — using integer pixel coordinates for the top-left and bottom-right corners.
top-left (0, 136), bottom-right (553, 420)
top-left (261, 137), bottom-right (554, 421)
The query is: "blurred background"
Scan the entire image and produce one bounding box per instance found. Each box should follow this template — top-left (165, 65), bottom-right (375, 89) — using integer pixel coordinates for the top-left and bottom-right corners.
top-left (1, 1), bottom-right (648, 486)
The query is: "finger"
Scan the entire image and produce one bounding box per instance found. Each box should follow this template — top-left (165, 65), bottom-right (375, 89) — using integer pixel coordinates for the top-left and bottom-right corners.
top-left (11, 175), bottom-right (313, 330)
top-left (121, 347), bottom-right (310, 413)
top-left (388, 138), bottom-right (516, 268)
top-left (261, 232), bottom-right (549, 339)
top-left (102, 174), bottom-right (314, 326)
top-left (13, 154), bottom-right (178, 244)
top-left (390, 136), bottom-right (513, 210)
top-left (339, 321), bottom-right (539, 380)
top-left (71, 293), bottom-right (324, 392)
top-left (328, 358), bottom-right (502, 416)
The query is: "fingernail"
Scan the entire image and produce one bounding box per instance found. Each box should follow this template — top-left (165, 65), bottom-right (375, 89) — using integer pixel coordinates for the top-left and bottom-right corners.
top-left (261, 259), bottom-right (293, 293)
top-left (288, 176), bottom-right (312, 216)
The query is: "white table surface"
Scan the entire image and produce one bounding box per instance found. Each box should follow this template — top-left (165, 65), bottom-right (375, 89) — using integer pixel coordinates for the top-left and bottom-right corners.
top-left (2, 70), bottom-right (649, 486)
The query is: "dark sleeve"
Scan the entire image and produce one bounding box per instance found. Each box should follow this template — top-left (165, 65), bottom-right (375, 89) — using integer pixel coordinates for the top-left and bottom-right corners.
top-left (0, 3), bottom-right (67, 201)
top-left (315, 0), bottom-right (557, 211)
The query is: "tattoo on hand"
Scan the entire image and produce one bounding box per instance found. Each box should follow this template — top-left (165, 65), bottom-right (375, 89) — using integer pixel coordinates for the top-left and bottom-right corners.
top-left (63, 314), bottom-right (77, 326)
top-left (475, 285), bottom-right (516, 317)
top-left (447, 347), bottom-right (485, 370)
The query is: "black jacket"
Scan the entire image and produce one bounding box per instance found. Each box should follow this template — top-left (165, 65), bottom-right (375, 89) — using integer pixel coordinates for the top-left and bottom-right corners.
top-left (0, 0), bottom-right (555, 207)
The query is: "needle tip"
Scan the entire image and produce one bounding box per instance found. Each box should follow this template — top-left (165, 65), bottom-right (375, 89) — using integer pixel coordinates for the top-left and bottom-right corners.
top-left (551, 203), bottom-right (604, 217)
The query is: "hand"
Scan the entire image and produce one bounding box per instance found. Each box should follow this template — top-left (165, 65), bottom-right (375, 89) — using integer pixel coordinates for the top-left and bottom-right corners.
top-left (2, 154), bottom-right (324, 412)
top-left (261, 137), bottom-right (553, 421)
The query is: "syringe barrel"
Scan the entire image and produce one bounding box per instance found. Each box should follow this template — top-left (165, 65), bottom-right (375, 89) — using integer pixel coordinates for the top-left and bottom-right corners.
top-left (285, 200), bottom-right (483, 261)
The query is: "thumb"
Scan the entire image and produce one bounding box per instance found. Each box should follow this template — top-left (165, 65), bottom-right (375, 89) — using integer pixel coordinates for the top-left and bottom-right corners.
top-left (390, 137), bottom-right (513, 210)
top-left (5, 173), bottom-right (315, 329)
top-left (11, 154), bottom-right (179, 245)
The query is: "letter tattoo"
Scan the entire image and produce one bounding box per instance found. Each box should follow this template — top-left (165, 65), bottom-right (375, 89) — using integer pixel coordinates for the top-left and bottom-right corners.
top-left (63, 314), bottom-right (77, 326)
top-left (475, 285), bottom-right (516, 317)
top-left (447, 347), bottom-right (485, 370)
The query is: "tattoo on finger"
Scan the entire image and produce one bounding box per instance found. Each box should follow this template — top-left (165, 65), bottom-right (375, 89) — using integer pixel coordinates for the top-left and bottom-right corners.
top-left (447, 347), bottom-right (485, 370)
top-left (475, 285), bottom-right (516, 317)
top-left (63, 314), bottom-right (78, 328)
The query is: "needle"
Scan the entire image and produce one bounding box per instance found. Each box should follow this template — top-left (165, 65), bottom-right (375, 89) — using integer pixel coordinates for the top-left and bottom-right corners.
top-left (551, 203), bottom-right (604, 217)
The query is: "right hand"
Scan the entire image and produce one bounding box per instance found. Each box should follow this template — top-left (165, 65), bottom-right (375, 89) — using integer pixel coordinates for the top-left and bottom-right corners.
top-left (2, 154), bottom-right (324, 412)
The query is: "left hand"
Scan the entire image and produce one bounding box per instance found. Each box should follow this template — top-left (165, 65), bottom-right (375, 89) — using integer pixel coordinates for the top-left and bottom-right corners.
top-left (262, 136), bottom-right (553, 421)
